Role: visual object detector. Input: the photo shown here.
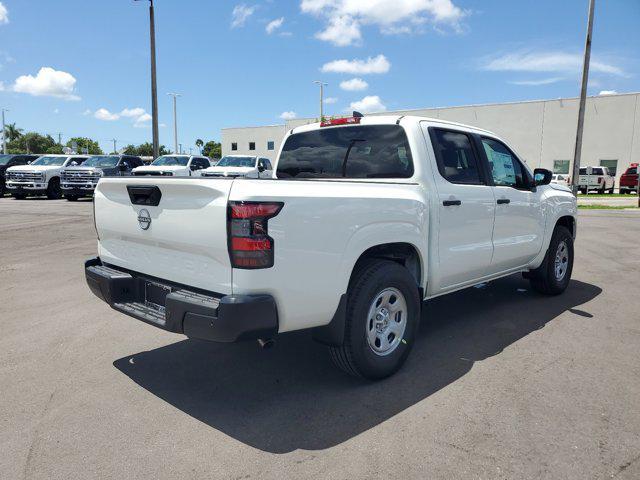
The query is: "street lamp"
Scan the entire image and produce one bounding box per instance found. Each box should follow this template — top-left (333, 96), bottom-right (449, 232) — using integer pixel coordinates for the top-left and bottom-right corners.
top-left (313, 80), bottom-right (328, 120)
top-left (135, 0), bottom-right (160, 159)
top-left (1, 108), bottom-right (8, 154)
top-left (167, 93), bottom-right (181, 155)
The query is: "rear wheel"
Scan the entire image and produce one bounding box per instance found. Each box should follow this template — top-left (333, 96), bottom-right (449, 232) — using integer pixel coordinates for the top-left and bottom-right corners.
top-left (329, 260), bottom-right (420, 380)
top-left (608, 185), bottom-right (614, 194)
top-left (598, 185), bottom-right (605, 194)
top-left (528, 226), bottom-right (573, 295)
top-left (620, 188), bottom-right (628, 195)
top-left (46, 177), bottom-right (62, 200)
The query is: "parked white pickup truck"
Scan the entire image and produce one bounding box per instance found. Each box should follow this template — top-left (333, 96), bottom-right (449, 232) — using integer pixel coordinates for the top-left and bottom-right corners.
top-left (201, 155), bottom-right (273, 178)
top-left (578, 166), bottom-right (615, 194)
top-left (132, 155), bottom-right (211, 176)
top-left (86, 115), bottom-right (577, 379)
top-left (6, 154), bottom-right (88, 199)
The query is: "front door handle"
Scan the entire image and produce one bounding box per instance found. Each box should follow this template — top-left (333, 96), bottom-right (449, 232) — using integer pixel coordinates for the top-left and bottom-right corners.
top-left (443, 200), bottom-right (462, 206)
top-left (497, 198), bottom-right (511, 205)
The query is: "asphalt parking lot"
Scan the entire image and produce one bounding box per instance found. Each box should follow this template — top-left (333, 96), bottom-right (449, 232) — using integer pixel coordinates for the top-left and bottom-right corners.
top-left (1, 197), bottom-right (639, 480)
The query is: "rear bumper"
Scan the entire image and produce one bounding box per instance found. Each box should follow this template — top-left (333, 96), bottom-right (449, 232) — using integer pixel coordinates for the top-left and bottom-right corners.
top-left (85, 257), bottom-right (278, 342)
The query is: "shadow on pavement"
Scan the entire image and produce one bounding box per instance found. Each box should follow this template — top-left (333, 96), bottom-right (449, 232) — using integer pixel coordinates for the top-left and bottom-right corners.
top-left (114, 275), bottom-right (601, 453)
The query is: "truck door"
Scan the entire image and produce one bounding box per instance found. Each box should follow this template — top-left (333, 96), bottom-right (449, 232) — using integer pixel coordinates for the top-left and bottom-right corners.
top-left (424, 126), bottom-right (496, 290)
top-left (479, 136), bottom-right (544, 271)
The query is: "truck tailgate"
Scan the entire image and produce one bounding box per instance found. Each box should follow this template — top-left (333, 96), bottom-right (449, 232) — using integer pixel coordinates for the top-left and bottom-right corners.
top-left (94, 177), bottom-right (233, 294)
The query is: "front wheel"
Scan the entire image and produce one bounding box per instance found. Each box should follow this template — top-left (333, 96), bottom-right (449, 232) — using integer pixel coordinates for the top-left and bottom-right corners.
top-left (329, 260), bottom-right (420, 380)
top-left (65, 195), bottom-right (79, 201)
top-left (528, 226), bottom-right (574, 295)
top-left (46, 177), bottom-right (62, 200)
top-left (12, 193), bottom-right (27, 200)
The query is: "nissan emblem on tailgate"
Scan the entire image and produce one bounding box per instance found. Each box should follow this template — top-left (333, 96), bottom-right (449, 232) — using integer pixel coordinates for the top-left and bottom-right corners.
top-left (137, 209), bottom-right (151, 230)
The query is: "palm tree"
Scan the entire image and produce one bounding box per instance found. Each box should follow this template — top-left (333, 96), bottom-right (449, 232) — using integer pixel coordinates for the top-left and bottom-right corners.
top-left (4, 123), bottom-right (23, 142)
top-left (195, 138), bottom-right (204, 154)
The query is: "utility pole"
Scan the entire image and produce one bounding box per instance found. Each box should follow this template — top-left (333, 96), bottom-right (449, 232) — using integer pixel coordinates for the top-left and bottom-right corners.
top-left (313, 80), bottom-right (327, 120)
top-left (1, 108), bottom-right (7, 154)
top-left (57, 132), bottom-right (63, 145)
top-left (571, 0), bottom-right (596, 195)
top-left (178, 143), bottom-right (182, 154)
top-left (136, 0), bottom-right (160, 159)
top-left (167, 92), bottom-right (181, 155)
top-left (112, 139), bottom-right (117, 154)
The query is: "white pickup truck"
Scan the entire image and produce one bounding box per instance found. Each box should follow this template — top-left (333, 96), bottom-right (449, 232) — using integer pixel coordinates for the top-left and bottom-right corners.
top-left (577, 166), bottom-right (615, 194)
top-left (6, 154), bottom-right (88, 199)
top-left (86, 115), bottom-right (577, 379)
top-left (131, 154), bottom-right (211, 176)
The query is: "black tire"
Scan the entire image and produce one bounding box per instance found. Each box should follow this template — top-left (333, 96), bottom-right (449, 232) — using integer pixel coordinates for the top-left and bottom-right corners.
top-left (528, 226), bottom-right (573, 295)
top-left (329, 260), bottom-right (420, 380)
top-left (46, 177), bottom-right (62, 200)
top-left (0, 181), bottom-right (5, 197)
top-left (65, 195), bottom-right (79, 201)
top-left (608, 186), bottom-right (614, 194)
top-left (579, 188), bottom-right (587, 195)
top-left (598, 185), bottom-right (605, 194)
top-left (620, 188), bottom-right (628, 195)
top-left (12, 193), bottom-right (27, 200)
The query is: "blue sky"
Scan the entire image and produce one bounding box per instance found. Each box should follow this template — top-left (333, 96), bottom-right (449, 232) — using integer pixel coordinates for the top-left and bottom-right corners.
top-left (0, 0), bottom-right (638, 154)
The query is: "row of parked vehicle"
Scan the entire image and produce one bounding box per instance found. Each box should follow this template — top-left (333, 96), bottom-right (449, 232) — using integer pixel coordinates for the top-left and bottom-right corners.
top-left (550, 164), bottom-right (639, 194)
top-left (0, 153), bottom-right (275, 200)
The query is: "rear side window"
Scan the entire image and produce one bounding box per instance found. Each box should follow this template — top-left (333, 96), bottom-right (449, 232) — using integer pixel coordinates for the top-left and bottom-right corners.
top-left (277, 125), bottom-right (413, 179)
top-left (626, 167), bottom-right (637, 175)
top-left (580, 167), bottom-right (604, 175)
top-left (429, 128), bottom-right (483, 185)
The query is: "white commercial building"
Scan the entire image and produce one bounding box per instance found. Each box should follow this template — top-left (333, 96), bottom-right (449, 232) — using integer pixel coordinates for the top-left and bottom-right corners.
top-left (221, 92), bottom-right (640, 183)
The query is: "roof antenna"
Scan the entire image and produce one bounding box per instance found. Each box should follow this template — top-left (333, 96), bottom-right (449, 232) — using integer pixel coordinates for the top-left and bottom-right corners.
top-left (352, 111), bottom-right (364, 118)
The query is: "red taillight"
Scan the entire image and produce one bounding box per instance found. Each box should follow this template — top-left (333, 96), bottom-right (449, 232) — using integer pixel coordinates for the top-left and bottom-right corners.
top-left (320, 116), bottom-right (361, 127)
top-left (228, 201), bottom-right (283, 269)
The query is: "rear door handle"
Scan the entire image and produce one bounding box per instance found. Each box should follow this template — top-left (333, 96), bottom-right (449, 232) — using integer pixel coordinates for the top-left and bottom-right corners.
top-left (443, 200), bottom-right (462, 206)
top-left (497, 198), bottom-right (511, 205)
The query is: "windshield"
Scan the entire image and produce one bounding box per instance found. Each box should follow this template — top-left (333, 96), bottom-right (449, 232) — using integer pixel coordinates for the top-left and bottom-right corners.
top-left (31, 156), bottom-right (69, 166)
top-left (277, 125), bottom-right (414, 179)
top-left (151, 156), bottom-right (189, 166)
top-left (215, 156), bottom-right (256, 168)
top-left (81, 156), bottom-right (119, 168)
top-left (0, 155), bottom-right (15, 166)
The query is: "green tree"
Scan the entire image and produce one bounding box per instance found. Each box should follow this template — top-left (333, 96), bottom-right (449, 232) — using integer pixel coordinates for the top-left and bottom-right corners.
top-left (195, 138), bottom-right (204, 154)
top-left (122, 144), bottom-right (138, 155)
top-left (202, 140), bottom-right (221, 159)
top-left (7, 132), bottom-right (57, 154)
top-left (46, 145), bottom-right (64, 154)
top-left (128, 142), bottom-right (169, 157)
top-left (4, 123), bottom-right (23, 142)
top-left (66, 137), bottom-right (103, 155)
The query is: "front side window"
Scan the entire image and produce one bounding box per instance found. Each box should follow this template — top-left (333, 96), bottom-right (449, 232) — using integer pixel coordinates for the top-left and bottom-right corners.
top-left (152, 156), bottom-right (189, 166)
top-left (580, 167), bottom-right (604, 176)
top-left (430, 129), bottom-right (483, 185)
top-left (277, 125), bottom-right (414, 179)
top-left (482, 138), bottom-right (529, 189)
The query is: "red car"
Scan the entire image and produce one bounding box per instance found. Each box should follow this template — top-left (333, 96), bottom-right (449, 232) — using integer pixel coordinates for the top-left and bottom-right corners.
top-left (619, 163), bottom-right (639, 194)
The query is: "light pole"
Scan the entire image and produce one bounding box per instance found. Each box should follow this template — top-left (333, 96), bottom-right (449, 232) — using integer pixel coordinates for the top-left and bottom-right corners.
top-left (314, 81), bottom-right (327, 120)
top-left (1, 108), bottom-right (7, 154)
top-left (167, 92), bottom-right (181, 155)
top-left (571, 0), bottom-right (596, 195)
top-left (112, 138), bottom-right (118, 154)
top-left (135, 0), bottom-right (160, 159)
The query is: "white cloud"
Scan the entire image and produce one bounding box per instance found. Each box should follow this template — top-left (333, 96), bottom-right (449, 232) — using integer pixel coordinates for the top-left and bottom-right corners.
top-left (301, 0), bottom-right (467, 46)
top-left (13, 67), bottom-right (81, 101)
top-left (94, 108), bottom-right (120, 121)
top-left (482, 51), bottom-right (626, 77)
top-left (133, 113), bottom-right (152, 127)
top-left (598, 90), bottom-right (618, 96)
top-left (279, 111), bottom-right (297, 120)
top-left (321, 54), bottom-right (390, 75)
top-left (266, 17), bottom-right (284, 34)
top-left (120, 107), bottom-right (146, 118)
top-left (82, 109), bottom-right (92, 116)
top-left (350, 95), bottom-right (386, 113)
top-left (0, 2), bottom-right (8, 24)
top-left (324, 96), bottom-right (338, 104)
top-left (340, 77), bottom-right (368, 91)
top-left (508, 77), bottom-right (564, 86)
top-left (231, 4), bottom-right (255, 28)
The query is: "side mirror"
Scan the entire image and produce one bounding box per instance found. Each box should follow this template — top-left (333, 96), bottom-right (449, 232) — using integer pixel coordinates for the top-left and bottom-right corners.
top-left (258, 164), bottom-right (266, 173)
top-left (534, 168), bottom-right (553, 186)
top-left (190, 164), bottom-right (199, 170)
top-left (118, 163), bottom-right (128, 172)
